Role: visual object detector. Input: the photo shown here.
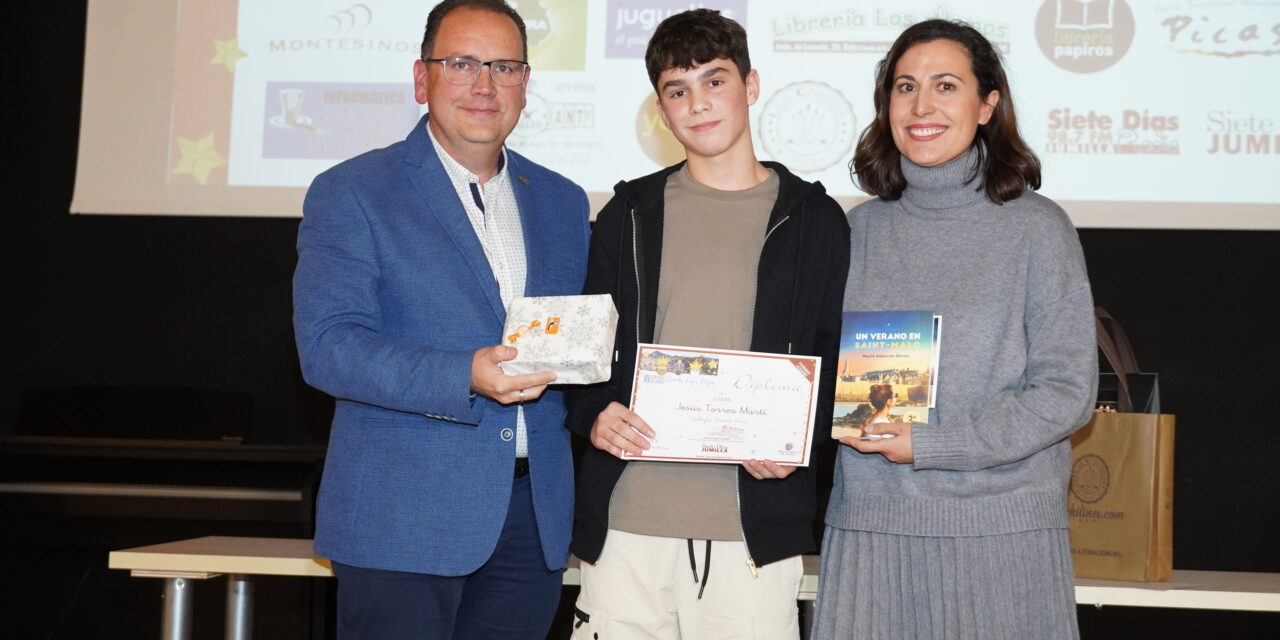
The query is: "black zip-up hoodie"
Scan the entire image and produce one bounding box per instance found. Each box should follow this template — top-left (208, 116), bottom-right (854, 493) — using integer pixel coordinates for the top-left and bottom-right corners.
top-left (566, 161), bottom-right (850, 568)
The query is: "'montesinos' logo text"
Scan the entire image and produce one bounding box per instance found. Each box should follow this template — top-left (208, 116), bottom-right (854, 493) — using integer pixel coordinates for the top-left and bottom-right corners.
top-left (1044, 107), bottom-right (1180, 154)
top-left (265, 3), bottom-right (415, 55)
top-left (1035, 0), bottom-right (1135, 73)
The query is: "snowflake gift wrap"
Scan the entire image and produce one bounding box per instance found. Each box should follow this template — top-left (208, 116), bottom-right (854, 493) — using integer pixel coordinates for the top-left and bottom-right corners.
top-left (498, 294), bottom-right (618, 384)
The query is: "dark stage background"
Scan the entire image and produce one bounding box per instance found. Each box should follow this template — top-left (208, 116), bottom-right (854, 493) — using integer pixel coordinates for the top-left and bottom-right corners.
top-left (4, 3), bottom-right (1276, 638)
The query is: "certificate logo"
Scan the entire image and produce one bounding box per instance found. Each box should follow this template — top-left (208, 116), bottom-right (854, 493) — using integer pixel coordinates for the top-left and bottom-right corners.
top-left (1035, 0), bottom-right (1135, 73)
top-left (758, 81), bottom-right (857, 173)
top-left (1070, 454), bottom-right (1110, 504)
top-left (640, 349), bottom-right (720, 376)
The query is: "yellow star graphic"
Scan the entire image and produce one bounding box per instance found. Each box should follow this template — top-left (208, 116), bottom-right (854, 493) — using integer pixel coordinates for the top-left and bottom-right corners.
top-left (210, 37), bottom-right (247, 73)
top-left (171, 132), bottom-right (227, 185)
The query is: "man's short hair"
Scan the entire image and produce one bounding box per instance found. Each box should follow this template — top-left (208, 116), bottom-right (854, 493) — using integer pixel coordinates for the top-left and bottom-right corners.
top-left (644, 9), bottom-right (750, 90)
top-left (420, 0), bottom-right (528, 61)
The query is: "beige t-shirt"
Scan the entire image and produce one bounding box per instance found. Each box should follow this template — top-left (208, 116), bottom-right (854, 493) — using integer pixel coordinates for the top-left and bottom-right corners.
top-left (609, 164), bottom-right (779, 541)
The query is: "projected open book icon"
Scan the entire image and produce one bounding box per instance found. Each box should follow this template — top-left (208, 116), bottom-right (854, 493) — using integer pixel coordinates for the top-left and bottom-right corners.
top-left (1056, 0), bottom-right (1115, 30)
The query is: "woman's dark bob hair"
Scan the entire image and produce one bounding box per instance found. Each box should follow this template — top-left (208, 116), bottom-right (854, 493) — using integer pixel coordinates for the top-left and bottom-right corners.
top-left (851, 19), bottom-right (1040, 204)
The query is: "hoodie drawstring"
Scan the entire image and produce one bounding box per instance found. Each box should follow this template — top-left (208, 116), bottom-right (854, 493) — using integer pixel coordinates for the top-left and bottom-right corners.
top-left (686, 538), bottom-right (712, 599)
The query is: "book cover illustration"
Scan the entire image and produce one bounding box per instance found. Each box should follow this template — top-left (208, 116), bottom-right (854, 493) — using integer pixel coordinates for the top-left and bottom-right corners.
top-left (832, 310), bottom-right (941, 438)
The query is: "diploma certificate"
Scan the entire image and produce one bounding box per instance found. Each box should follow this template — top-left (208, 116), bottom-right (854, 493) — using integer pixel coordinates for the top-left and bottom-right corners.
top-left (622, 344), bottom-right (820, 466)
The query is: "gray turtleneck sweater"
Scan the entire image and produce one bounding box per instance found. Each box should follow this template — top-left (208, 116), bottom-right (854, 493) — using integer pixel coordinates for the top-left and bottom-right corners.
top-left (827, 149), bottom-right (1098, 537)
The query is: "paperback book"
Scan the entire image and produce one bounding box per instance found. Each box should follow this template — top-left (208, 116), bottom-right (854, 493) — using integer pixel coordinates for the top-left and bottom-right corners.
top-left (832, 310), bottom-right (941, 438)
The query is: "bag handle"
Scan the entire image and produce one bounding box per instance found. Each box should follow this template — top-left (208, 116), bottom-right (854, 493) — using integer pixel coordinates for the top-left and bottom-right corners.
top-left (1095, 307), bottom-right (1140, 371)
top-left (1095, 307), bottom-right (1139, 413)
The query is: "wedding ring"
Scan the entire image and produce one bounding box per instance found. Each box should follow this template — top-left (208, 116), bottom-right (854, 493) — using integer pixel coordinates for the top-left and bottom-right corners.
top-left (518, 389), bottom-right (525, 401)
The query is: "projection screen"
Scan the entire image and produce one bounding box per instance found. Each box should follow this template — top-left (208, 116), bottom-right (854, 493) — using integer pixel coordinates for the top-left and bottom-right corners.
top-left (71, 0), bottom-right (1280, 228)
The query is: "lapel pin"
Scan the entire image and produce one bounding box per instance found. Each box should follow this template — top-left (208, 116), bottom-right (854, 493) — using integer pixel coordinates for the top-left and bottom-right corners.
top-left (517, 175), bottom-right (530, 185)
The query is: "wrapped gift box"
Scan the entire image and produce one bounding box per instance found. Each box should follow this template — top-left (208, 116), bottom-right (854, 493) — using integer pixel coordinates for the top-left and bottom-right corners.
top-left (499, 294), bottom-right (618, 384)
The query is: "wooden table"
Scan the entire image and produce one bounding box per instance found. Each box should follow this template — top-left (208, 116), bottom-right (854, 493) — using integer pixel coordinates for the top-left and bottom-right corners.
top-left (1075, 571), bottom-right (1280, 611)
top-left (110, 537), bottom-right (330, 640)
top-left (111, 536), bottom-right (1280, 639)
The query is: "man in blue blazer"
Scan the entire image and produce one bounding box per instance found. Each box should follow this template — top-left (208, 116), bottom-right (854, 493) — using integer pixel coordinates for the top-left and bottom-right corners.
top-left (292, 1), bottom-right (589, 637)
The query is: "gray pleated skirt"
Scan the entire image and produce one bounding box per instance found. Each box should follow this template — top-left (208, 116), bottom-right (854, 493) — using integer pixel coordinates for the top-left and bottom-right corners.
top-left (810, 527), bottom-right (1079, 640)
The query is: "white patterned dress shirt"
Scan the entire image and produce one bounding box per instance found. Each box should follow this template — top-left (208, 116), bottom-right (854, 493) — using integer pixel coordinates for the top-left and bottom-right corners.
top-left (427, 123), bottom-right (530, 458)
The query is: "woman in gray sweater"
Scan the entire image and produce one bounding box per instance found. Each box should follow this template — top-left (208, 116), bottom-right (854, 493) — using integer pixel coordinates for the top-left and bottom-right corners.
top-left (812, 20), bottom-right (1098, 639)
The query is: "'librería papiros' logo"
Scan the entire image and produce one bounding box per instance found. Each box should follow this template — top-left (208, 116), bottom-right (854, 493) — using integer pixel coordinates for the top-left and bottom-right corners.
top-left (1035, 0), bottom-right (1135, 73)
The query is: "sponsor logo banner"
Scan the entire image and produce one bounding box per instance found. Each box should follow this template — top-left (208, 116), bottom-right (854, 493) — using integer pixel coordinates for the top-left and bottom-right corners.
top-left (606, 1), bottom-right (748, 59)
top-left (1035, 0), bottom-right (1135, 73)
top-left (758, 81), bottom-right (857, 173)
top-left (1205, 110), bottom-right (1278, 155)
top-left (262, 82), bottom-right (419, 159)
top-left (770, 5), bottom-right (1009, 55)
top-left (1153, 0), bottom-right (1280, 59)
top-left (1043, 107), bottom-right (1181, 154)
top-left (507, 81), bottom-right (606, 172)
top-left (515, 0), bottom-right (588, 70)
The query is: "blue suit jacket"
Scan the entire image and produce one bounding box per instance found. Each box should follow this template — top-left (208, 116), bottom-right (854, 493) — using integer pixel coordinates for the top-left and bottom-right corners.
top-left (293, 115), bottom-right (590, 575)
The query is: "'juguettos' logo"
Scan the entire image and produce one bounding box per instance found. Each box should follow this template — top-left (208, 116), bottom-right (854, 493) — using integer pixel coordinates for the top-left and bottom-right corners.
top-left (1035, 0), bottom-right (1135, 73)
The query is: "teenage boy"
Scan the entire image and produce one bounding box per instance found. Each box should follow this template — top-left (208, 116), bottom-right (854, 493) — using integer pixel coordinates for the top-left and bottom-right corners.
top-left (565, 9), bottom-right (849, 638)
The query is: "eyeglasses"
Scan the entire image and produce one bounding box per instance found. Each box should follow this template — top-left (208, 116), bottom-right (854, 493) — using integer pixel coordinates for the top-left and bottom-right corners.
top-left (423, 57), bottom-right (530, 87)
